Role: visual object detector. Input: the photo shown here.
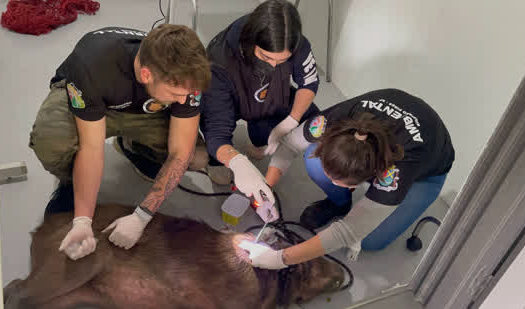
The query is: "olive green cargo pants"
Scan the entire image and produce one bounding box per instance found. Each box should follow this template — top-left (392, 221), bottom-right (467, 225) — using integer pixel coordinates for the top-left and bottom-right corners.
top-left (29, 80), bottom-right (206, 181)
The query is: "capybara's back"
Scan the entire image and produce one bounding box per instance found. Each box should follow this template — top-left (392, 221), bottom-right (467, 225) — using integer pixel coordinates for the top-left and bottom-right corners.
top-left (5, 204), bottom-right (262, 309)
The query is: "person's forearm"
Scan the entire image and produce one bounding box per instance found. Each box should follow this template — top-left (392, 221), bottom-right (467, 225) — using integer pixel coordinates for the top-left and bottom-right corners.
top-left (318, 198), bottom-right (397, 260)
top-left (290, 89), bottom-right (315, 121)
top-left (266, 123), bottom-right (311, 187)
top-left (140, 153), bottom-right (190, 213)
top-left (265, 166), bottom-right (283, 187)
top-left (73, 147), bottom-right (104, 218)
top-left (282, 235), bottom-right (325, 265)
top-left (216, 144), bottom-right (240, 167)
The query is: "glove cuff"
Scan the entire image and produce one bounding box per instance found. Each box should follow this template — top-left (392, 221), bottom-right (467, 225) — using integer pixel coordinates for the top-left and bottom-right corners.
top-left (134, 206), bottom-right (153, 224)
top-left (285, 115), bottom-right (299, 126)
top-left (276, 249), bottom-right (288, 268)
top-left (228, 154), bottom-right (248, 171)
top-left (73, 216), bottom-right (92, 226)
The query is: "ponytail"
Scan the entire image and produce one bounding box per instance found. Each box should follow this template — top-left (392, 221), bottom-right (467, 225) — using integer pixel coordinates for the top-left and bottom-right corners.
top-left (314, 113), bottom-right (404, 184)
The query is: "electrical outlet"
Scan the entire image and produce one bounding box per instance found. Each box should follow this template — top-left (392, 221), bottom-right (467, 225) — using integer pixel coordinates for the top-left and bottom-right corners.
top-left (0, 161), bottom-right (28, 185)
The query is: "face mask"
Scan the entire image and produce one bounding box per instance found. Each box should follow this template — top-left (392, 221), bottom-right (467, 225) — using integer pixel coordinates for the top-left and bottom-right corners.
top-left (252, 56), bottom-right (276, 78)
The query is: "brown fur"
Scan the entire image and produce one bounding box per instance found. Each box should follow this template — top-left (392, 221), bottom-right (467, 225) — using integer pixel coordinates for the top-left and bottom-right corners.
top-left (4, 204), bottom-right (344, 309)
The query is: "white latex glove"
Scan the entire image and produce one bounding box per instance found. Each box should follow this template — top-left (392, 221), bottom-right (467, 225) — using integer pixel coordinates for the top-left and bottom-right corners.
top-left (256, 201), bottom-right (279, 223)
top-left (264, 115), bottom-right (299, 156)
top-left (238, 240), bottom-right (288, 269)
top-left (102, 207), bottom-right (152, 249)
top-left (229, 154), bottom-right (275, 205)
top-left (59, 216), bottom-right (97, 261)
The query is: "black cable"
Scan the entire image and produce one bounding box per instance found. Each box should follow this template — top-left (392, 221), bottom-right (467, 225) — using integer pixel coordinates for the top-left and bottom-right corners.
top-left (177, 184), bottom-right (232, 197)
top-left (151, 0), bottom-right (166, 30)
top-left (151, 17), bottom-right (165, 30)
top-left (244, 220), bottom-right (353, 291)
top-left (411, 216), bottom-right (441, 236)
top-left (177, 170), bottom-right (232, 197)
top-left (176, 171), bottom-right (353, 290)
top-left (158, 0), bottom-right (165, 17)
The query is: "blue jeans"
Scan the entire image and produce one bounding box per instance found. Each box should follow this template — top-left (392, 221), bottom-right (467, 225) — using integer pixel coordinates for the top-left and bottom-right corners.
top-left (304, 144), bottom-right (447, 250)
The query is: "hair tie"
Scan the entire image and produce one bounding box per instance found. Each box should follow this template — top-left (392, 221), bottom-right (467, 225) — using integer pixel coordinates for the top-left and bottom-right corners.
top-left (354, 131), bottom-right (368, 141)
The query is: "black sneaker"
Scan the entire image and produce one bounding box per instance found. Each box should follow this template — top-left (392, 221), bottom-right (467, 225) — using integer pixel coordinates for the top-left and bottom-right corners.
top-left (44, 182), bottom-right (75, 218)
top-left (114, 136), bottom-right (161, 182)
top-left (300, 198), bottom-right (352, 230)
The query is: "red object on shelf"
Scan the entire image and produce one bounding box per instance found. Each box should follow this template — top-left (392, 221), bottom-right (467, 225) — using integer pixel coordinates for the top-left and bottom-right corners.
top-left (1, 0), bottom-right (100, 35)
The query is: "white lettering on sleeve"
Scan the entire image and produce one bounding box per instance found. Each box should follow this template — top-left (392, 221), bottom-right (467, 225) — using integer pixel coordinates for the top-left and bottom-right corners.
top-left (304, 72), bottom-right (318, 86)
top-left (413, 133), bottom-right (423, 142)
top-left (301, 51), bottom-right (318, 86)
top-left (391, 111), bottom-right (403, 119)
top-left (92, 29), bottom-right (146, 37)
top-left (302, 51), bottom-right (314, 68)
top-left (360, 98), bottom-right (424, 142)
top-left (303, 53), bottom-right (316, 73)
top-left (374, 102), bottom-right (384, 112)
top-left (384, 106), bottom-right (395, 116)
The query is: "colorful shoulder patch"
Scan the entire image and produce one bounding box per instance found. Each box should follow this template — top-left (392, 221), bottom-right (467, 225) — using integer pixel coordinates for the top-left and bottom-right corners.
top-left (373, 165), bottom-right (400, 192)
top-left (67, 83), bottom-right (85, 109)
top-left (187, 90), bottom-right (202, 107)
top-left (309, 115), bottom-right (327, 138)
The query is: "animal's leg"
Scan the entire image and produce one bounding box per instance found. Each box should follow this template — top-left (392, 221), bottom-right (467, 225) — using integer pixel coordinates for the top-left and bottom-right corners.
top-left (38, 287), bottom-right (113, 309)
top-left (4, 279), bottom-right (25, 308)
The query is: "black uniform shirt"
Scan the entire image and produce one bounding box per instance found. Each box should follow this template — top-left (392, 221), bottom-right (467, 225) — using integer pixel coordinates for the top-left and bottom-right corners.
top-left (51, 27), bottom-right (200, 121)
top-left (303, 89), bottom-right (455, 205)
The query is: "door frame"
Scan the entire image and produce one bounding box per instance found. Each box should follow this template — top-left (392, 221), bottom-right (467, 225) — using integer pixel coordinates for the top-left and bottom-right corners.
top-left (405, 75), bottom-right (525, 308)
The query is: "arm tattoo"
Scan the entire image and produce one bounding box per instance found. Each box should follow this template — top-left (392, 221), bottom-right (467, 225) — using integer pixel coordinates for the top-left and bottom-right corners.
top-left (140, 155), bottom-right (189, 212)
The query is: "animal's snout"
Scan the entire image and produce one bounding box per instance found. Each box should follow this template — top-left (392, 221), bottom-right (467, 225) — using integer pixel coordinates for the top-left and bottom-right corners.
top-left (331, 262), bottom-right (350, 292)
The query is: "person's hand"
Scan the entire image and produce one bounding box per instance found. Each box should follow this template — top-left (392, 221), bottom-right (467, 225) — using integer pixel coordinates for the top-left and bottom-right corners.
top-left (59, 216), bottom-right (97, 260)
top-left (228, 154), bottom-right (275, 205)
top-left (102, 207), bottom-right (152, 249)
top-left (256, 201), bottom-right (279, 223)
top-left (238, 240), bottom-right (288, 269)
top-left (264, 115), bottom-right (299, 156)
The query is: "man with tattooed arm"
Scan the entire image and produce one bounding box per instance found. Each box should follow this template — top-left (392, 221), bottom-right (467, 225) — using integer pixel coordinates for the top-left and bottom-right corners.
top-left (28, 25), bottom-right (211, 260)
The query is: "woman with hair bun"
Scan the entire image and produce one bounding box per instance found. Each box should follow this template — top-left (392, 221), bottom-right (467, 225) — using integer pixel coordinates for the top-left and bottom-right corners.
top-left (239, 89), bottom-right (455, 270)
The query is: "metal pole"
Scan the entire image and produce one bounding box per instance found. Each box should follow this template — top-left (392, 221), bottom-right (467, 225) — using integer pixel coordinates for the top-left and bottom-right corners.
top-left (326, 0), bottom-right (333, 82)
top-left (165, 0), bottom-right (171, 24)
top-left (192, 0), bottom-right (198, 31)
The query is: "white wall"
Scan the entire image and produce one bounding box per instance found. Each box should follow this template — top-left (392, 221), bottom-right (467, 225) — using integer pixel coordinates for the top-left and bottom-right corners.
top-left (0, 232), bottom-right (3, 302)
top-left (298, 0), bottom-right (525, 197)
top-left (480, 245), bottom-right (525, 309)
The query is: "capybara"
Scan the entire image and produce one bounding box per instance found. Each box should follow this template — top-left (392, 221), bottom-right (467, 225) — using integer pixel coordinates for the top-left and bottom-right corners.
top-left (4, 203), bottom-right (345, 309)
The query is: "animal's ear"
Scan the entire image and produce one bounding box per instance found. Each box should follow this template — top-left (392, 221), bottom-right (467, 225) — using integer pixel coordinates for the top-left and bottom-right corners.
top-left (264, 229), bottom-right (291, 250)
top-left (269, 237), bottom-right (288, 250)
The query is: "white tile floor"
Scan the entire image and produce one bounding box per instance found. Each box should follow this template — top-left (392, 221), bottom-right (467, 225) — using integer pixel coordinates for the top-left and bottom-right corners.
top-left (0, 0), bottom-right (447, 307)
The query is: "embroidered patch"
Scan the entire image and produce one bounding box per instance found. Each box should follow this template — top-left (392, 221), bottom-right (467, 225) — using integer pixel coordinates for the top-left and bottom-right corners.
top-left (309, 115), bottom-right (327, 138)
top-left (254, 83), bottom-right (270, 103)
top-left (187, 90), bottom-right (201, 107)
top-left (143, 99), bottom-right (168, 113)
top-left (373, 165), bottom-right (400, 192)
top-left (67, 83), bottom-right (85, 109)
